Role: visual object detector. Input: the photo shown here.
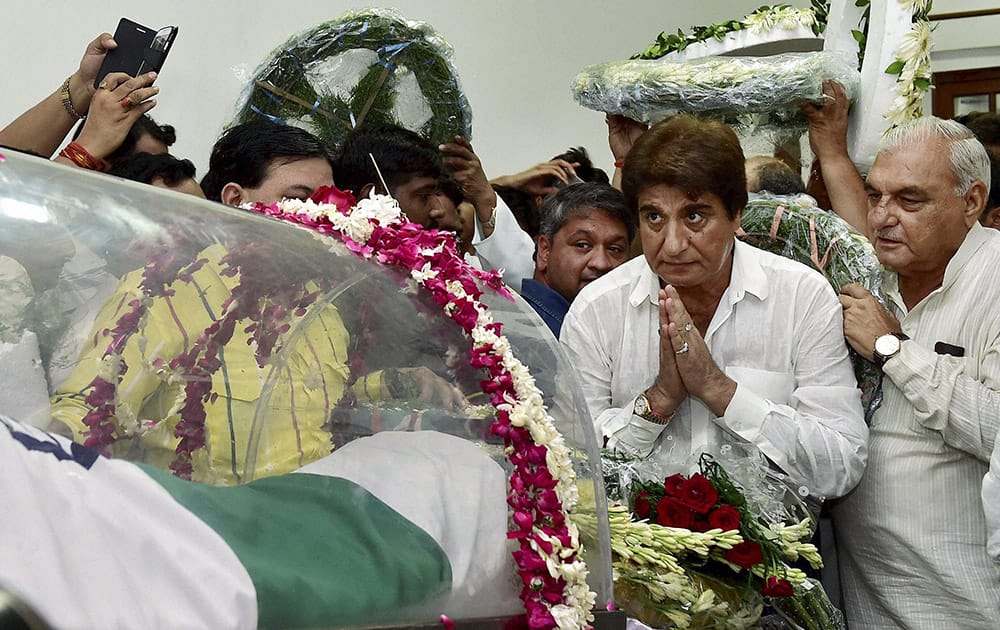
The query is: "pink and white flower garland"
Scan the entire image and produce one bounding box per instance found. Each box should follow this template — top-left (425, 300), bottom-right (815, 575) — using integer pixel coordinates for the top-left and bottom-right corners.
top-left (251, 187), bottom-right (596, 630)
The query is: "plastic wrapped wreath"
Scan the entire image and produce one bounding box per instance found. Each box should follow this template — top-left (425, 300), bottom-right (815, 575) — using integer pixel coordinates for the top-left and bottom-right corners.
top-left (738, 192), bottom-right (884, 420)
top-left (231, 8), bottom-right (472, 150)
top-left (572, 51), bottom-right (859, 126)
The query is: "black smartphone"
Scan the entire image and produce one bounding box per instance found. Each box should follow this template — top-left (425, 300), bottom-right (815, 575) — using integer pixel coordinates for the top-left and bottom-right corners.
top-left (94, 18), bottom-right (178, 89)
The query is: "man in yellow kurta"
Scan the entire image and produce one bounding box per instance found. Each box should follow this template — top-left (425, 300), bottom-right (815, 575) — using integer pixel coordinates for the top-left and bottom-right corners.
top-left (51, 242), bottom-right (357, 484)
top-left (51, 121), bottom-right (350, 484)
top-left (51, 121), bottom-right (466, 484)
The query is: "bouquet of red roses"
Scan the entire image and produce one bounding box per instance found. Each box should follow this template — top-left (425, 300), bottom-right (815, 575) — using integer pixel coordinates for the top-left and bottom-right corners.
top-left (598, 452), bottom-right (843, 629)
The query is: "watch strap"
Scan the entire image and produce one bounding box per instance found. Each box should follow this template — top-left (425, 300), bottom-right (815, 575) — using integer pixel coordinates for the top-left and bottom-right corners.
top-left (634, 393), bottom-right (675, 425)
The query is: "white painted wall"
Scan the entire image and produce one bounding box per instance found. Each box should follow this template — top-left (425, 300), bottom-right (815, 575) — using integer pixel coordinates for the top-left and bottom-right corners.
top-left (0, 0), bottom-right (760, 177)
top-left (931, 0), bottom-right (1000, 72)
top-left (1, 1), bottom-right (995, 179)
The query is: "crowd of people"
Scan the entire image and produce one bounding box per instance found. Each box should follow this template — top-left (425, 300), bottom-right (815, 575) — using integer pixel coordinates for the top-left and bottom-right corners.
top-left (2, 27), bottom-right (1000, 630)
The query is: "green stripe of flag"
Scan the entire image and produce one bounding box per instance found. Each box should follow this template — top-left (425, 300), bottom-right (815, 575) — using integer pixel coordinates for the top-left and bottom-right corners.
top-left (140, 466), bottom-right (453, 628)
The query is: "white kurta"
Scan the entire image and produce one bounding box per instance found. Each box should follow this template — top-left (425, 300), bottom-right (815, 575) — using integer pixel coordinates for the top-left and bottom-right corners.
top-left (560, 240), bottom-right (867, 500)
top-left (833, 223), bottom-right (1000, 629)
top-left (984, 437), bottom-right (1000, 561)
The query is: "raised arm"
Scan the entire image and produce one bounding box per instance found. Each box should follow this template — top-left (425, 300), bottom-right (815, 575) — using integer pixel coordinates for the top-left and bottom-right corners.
top-left (606, 114), bottom-right (647, 191)
top-left (440, 136), bottom-right (499, 238)
top-left (802, 80), bottom-right (870, 239)
top-left (53, 71), bottom-right (159, 170)
top-left (0, 33), bottom-right (116, 156)
top-left (489, 159), bottom-right (578, 197)
top-left (440, 135), bottom-right (535, 287)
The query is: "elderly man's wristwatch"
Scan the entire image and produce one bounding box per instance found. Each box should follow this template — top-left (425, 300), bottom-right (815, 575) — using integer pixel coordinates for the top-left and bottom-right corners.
top-left (873, 332), bottom-right (909, 367)
top-left (634, 392), bottom-right (675, 425)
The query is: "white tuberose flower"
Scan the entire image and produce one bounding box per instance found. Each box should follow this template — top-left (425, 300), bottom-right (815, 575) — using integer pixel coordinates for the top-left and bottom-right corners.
top-left (353, 191), bottom-right (402, 224)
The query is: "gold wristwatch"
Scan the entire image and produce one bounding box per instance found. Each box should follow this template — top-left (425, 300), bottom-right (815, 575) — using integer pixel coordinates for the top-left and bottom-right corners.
top-left (873, 332), bottom-right (909, 367)
top-left (634, 392), bottom-right (675, 425)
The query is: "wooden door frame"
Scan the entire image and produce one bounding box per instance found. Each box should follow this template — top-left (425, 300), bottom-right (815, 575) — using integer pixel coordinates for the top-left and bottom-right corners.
top-left (932, 66), bottom-right (1000, 119)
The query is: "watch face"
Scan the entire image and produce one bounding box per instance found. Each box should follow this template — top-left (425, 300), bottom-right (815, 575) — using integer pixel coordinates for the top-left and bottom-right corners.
top-left (634, 395), bottom-right (649, 415)
top-left (875, 334), bottom-right (901, 357)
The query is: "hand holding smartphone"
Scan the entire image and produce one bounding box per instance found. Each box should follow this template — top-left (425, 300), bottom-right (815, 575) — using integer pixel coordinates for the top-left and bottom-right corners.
top-left (94, 18), bottom-right (178, 89)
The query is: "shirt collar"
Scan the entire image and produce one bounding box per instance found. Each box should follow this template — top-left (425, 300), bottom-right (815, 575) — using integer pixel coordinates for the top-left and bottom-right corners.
top-left (882, 223), bottom-right (992, 303)
top-left (520, 278), bottom-right (570, 311)
top-left (941, 223), bottom-right (990, 289)
top-left (628, 238), bottom-right (769, 308)
top-left (629, 257), bottom-right (660, 308)
top-left (730, 240), bottom-right (769, 302)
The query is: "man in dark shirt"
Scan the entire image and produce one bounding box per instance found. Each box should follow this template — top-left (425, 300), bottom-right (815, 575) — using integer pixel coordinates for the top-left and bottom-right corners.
top-left (520, 182), bottom-right (634, 336)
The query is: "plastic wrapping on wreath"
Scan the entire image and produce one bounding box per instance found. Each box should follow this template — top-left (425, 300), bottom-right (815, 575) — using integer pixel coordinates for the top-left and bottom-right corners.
top-left (740, 192), bottom-right (884, 421)
top-left (230, 8), bottom-right (472, 151)
top-left (769, 578), bottom-right (847, 630)
top-left (595, 449), bottom-right (776, 629)
top-left (0, 151), bottom-right (614, 626)
top-left (618, 571), bottom-right (764, 630)
top-left (573, 50), bottom-right (860, 126)
top-left (603, 441), bottom-right (820, 536)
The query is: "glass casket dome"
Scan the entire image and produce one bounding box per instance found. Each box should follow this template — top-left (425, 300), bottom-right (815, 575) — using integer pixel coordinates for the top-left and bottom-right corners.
top-left (0, 150), bottom-right (613, 629)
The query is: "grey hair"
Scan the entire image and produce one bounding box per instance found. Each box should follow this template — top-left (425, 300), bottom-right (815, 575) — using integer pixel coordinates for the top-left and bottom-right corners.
top-left (880, 116), bottom-right (991, 198)
top-left (537, 181), bottom-right (636, 242)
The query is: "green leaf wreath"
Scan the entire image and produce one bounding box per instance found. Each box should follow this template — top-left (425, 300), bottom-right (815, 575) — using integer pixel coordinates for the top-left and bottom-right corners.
top-left (230, 8), bottom-right (472, 151)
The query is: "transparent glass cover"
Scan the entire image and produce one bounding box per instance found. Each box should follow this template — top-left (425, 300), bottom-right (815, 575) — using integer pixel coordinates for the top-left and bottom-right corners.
top-left (0, 151), bottom-right (611, 626)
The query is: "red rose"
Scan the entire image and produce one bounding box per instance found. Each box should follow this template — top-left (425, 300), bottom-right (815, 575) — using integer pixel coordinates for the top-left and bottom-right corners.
top-left (708, 504), bottom-right (742, 531)
top-left (664, 473), bottom-right (686, 497)
top-left (724, 541), bottom-right (764, 569)
top-left (689, 515), bottom-right (710, 532)
top-left (309, 185), bottom-right (357, 210)
top-left (679, 473), bottom-right (719, 514)
top-left (761, 576), bottom-right (795, 598)
top-left (634, 490), bottom-right (652, 520)
top-left (656, 496), bottom-right (695, 529)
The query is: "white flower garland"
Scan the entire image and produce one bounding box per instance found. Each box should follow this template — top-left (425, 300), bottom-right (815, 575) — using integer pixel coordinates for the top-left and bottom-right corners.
top-left (742, 6), bottom-right (817, 34)
top-left (884, 0), bottom-right (934, 128)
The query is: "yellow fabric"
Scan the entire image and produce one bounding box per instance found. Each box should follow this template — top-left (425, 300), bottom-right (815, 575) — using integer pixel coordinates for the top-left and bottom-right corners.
top-left (52, 245), bottom-right (351, 485)
top-left (354, 370), bottom-right (388, 401)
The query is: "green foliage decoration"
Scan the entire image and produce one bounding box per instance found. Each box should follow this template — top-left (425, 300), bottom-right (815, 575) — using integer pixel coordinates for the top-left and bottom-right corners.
top-left (230, 8), bottom-right (472, 151)
top-left (629, 2), bottom-right (879, 71)
top-left (632, 4), bottom-right (825, 61)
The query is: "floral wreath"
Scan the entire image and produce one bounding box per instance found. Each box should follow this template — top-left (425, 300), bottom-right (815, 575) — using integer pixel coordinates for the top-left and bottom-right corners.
top-left (231, 7), bottom-right (473, 151)
top-left (585, 452), bottom-right (832, 629)
top-left (625, 0), bottom-right (933, 129)
top-left (77, 184), bottom-right (596, 629)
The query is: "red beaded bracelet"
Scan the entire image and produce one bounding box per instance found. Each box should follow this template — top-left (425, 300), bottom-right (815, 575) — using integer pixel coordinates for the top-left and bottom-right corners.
top-left (59, 142), bottom-right (110, 172)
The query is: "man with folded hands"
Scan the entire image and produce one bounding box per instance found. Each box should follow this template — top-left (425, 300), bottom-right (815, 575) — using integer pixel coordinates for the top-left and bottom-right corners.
top-left (560, 114), bottom-right (868, 502)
